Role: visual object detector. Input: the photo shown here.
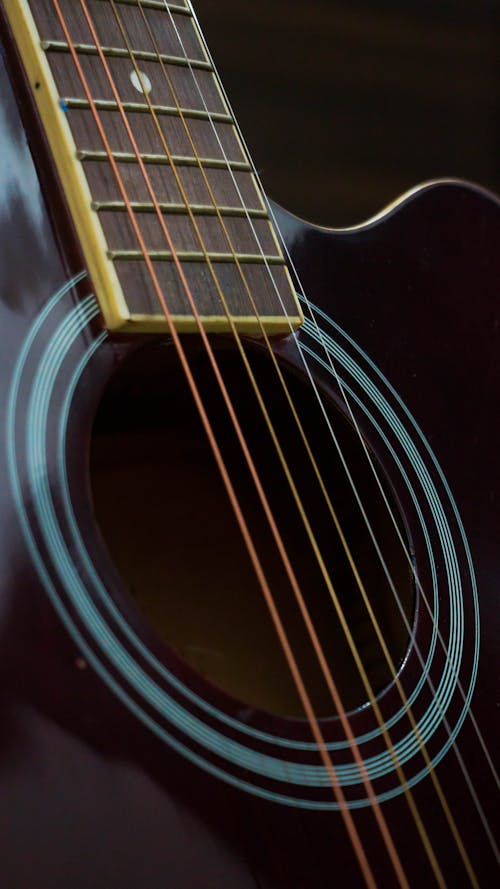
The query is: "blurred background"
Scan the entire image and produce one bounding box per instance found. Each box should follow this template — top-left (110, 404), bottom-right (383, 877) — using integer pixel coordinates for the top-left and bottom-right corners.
top-left (195, 0), bottom-right (499, 227)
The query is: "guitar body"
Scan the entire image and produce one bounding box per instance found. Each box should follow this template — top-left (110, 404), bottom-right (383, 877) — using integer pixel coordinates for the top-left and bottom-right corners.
top-left (0, 20), bottom-right (498, 889)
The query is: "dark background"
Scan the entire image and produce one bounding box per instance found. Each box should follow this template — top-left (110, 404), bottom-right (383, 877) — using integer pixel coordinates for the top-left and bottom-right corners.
top-left (195, 0), bottom-right (499, 226)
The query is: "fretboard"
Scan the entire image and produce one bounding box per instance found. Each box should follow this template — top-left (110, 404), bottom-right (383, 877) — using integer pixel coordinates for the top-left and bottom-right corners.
top-left (5, 0), bottom-right (302, 333)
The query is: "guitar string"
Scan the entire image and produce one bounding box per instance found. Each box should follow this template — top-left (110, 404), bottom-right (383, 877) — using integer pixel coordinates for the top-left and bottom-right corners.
top-left (69, 5), bottom-right (408, 886)
top-left (145, 2), bottom-right (489, 881)
top-left (106, 3), bottom-right (459, 885)
top-left (170, 0), bottom-right (498, 862)
top-left (138, 0), bottom-right (487, 879)
top-left (77, 1), bottom-right (484, 883)
top-left (51, 2), bottom-right (381, 886)
top-left (47, 3), bottom-right (480, 884)
top-left (107, 2), bottom-right (488, 883)
top-left (183, 0), bottom-right (500, 795)
top-left (179, 0), bottom-right (496, 776)
top-left (105, 3), bottom-right (469, 886)
top-left (104, 5), bottom-right (447, 888)
top-left (49, 1), bottom-right (488, 880)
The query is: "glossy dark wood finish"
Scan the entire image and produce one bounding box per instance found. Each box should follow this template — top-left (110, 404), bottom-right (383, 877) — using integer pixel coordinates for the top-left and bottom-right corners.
top-left (0, 11), bottom-right (499, 889)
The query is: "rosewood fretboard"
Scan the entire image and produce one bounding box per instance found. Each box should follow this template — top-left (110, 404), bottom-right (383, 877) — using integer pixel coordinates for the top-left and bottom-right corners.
top-left (6, 0), bottom-right (302, 333)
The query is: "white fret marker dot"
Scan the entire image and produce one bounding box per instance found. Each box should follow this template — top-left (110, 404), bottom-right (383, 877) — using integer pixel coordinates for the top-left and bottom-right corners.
top-left (130, 70), bottom-right (152, 95)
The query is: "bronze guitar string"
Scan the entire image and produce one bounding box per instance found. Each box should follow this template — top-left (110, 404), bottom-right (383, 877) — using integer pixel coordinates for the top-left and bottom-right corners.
top-left (102, 3), bottom-right (457, 887)
top-left (170, 0), bottom-right (497, 872)
top-left (39, 1), bottom-right (484, 880)
top-left (184, 0), bottom-right (499, 804)
top-left (130, 0), bottom-right (484, 882)
top-left (55, 3), bottom-right (472, 884)
top-left (155, 4), bottom-right (490, 883)
top-left (66, 5), bottom-right (396, 880)
top-left (132, 4), bottom-right (486, 885)
top-left (89, 4), bottom-right (434, 886)
top-left (181, 0), bottom-right (495, 774)
top-left (48, 3), bottom-right (478, 884)
top-left (46, 3), bottom-right (484, 884)
top-left (50, 2), bottom-right (381, 887)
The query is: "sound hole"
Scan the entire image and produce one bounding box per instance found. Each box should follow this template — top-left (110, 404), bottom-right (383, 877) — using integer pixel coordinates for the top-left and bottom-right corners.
top-left (90, 341), bottom-right (414, 718)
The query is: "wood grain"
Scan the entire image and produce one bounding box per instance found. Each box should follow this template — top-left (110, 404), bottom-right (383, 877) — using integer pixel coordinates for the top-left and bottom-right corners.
top-left (25, 0), bottom-right (300, 329)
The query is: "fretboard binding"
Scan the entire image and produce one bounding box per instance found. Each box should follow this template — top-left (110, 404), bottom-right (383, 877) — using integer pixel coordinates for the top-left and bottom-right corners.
top-left (63, 97), bottom-right (232, 124)
top-left (77, 149), bottom-right (252, 171)
top-left (98, 0), bottom-right (191, 14)
top-left (108, 250), bottom-right (285, 265)
top-left (93, 200), bottom-right (267, 218)
top-left (41, 40), bottom-right (211, 71)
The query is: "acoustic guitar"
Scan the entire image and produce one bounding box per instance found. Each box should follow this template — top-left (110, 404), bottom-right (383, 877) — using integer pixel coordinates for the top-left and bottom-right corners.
top-left (0, 2), bottom-right (498, 887)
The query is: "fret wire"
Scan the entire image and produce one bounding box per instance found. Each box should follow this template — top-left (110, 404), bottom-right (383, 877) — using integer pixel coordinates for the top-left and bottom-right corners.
top-left (108, 250), bottom-right (285, 264)
top-left (96, 0), bottom-right (191, 14)
top-left (96, 3), bottom-right (289, 288)
top-left (13, 0), bottom-right (298, 327)
top-left (92, 200), bottom-right (267, 218)
top-left (77, 149), bottom-right (252, 170)
top-left (63, 97), bottom-right (232, 124)
top-left (41, 40), bottom-right (211, 71)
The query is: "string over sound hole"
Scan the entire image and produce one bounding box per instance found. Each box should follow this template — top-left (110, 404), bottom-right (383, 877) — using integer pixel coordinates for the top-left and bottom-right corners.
top-left (90, 342), bottom-right (415, 718)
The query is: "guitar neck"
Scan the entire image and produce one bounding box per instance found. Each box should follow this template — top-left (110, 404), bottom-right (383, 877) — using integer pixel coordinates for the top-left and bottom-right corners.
top-left (4, 0), bottom-right (302, 333)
